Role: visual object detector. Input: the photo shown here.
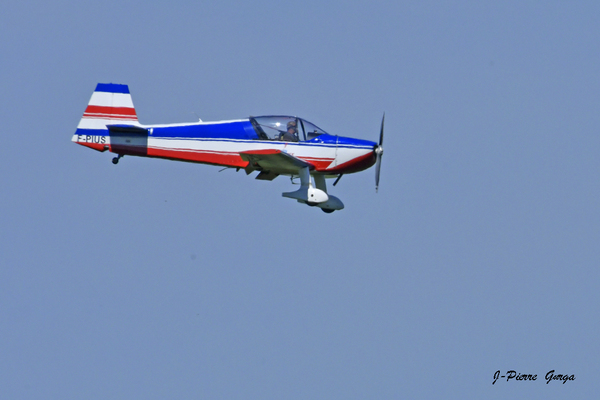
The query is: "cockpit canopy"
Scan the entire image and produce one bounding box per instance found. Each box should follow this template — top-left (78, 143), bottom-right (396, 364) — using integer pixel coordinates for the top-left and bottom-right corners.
top-left (250, 116), bottom-right (328, 142)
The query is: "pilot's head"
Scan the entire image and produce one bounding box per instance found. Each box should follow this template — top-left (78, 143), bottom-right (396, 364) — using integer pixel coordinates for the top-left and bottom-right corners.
top-left (287, 120), bottom-right (297, 133)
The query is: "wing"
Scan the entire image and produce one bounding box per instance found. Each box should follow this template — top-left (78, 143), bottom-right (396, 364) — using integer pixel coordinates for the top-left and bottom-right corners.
top-left (240, 149), bottom-right (314, 179)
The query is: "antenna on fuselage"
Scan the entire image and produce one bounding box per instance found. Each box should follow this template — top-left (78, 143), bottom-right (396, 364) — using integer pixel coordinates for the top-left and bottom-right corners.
top-left (192, 112), bottom-right (202, 122)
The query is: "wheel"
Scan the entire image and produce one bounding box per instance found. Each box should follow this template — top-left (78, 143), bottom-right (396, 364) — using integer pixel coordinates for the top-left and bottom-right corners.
top-left (112, 157), bottom-right (119, 164)
top-left (321, 208), bottom-right (335, 214)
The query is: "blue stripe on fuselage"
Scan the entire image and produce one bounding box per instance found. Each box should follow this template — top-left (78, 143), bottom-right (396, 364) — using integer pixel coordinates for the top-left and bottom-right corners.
top-left (310, 134), bottom-right (377, 149)
top-left (150, 120), bottom-right (259, 140)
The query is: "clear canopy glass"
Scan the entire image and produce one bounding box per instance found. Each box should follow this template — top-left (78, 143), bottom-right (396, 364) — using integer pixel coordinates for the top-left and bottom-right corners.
top-left (250, 116), bottom-right (328, 142)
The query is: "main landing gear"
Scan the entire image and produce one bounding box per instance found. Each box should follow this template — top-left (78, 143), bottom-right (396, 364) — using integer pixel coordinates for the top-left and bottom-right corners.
top-left (112, 154), bottom-right (123, 164)
top-left (282, 167), bottom-right (344, 213)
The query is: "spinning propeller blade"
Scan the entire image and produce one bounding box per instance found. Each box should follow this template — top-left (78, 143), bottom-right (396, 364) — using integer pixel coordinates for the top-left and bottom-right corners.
top-left (375, 113), bottom-right (385, 192)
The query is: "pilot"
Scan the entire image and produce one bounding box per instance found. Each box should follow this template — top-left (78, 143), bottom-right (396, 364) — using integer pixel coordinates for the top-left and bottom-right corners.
top-left (281, 120), bottom-right (299, 142)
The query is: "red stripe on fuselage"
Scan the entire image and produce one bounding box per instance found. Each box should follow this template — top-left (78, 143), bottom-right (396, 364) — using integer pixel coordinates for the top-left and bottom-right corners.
top-left (301, 158), bottom-right (334, 171)
top-left (324, 151), bottom-right (376, 174)
top-left (137, 146), bottom-right (249, 167)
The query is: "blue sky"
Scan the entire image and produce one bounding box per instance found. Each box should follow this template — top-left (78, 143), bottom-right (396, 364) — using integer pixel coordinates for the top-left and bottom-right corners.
top-left (1, 0), bottom-right (598, 398)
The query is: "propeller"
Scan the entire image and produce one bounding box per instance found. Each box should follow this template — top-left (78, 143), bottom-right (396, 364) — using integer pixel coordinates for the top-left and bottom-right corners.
top-left (375, 113), bottom-right (385, 192)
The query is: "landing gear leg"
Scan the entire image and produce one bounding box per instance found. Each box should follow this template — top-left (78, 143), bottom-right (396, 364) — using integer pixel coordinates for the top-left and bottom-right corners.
top-left (112, 154), bottom-right (123, 165)
top-left (282, 167), bottom-right (329, 204)
top-left (314, 174), bottom-right (344, 213)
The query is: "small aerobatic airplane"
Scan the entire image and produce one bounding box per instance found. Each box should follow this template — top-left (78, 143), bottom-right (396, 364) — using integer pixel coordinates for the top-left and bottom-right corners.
top-left (72, 83), bottom-right (384, 213)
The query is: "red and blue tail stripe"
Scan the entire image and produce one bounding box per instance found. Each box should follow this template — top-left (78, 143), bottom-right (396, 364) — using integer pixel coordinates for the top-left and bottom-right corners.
top-left (73, 83), bottom-right (139, 151)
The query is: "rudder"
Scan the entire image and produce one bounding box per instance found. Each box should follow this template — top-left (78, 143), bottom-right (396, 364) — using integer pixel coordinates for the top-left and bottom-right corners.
top-left (72, 83), bottom-right (139, 151)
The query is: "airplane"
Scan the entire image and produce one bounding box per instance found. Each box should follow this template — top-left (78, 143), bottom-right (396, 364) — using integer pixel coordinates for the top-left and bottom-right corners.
top-left (72, 83), bottom-right (384, 213)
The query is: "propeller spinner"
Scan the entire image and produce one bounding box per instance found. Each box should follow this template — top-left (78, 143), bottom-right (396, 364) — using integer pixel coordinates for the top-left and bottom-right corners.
top-left (375, 113), bottom-right (384, 192)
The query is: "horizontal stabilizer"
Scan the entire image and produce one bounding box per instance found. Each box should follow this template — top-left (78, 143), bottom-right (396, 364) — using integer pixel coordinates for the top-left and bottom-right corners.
top-left (107, 124), bottom-right (149, 135)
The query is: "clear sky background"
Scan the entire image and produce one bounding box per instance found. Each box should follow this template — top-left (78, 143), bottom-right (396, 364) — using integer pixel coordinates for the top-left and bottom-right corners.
top-left (1, 0), bottom-right (598, 398)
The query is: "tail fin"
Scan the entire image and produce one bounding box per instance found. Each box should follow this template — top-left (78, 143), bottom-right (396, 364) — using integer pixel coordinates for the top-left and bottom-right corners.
top-left (72, 83), bottom-right (139, 150)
